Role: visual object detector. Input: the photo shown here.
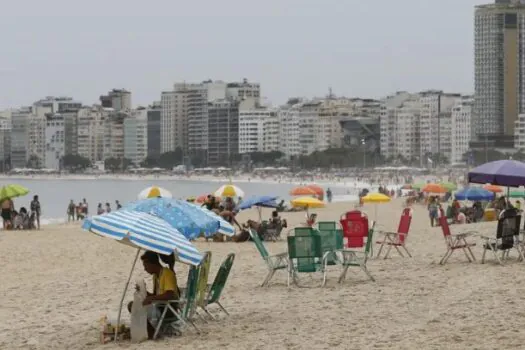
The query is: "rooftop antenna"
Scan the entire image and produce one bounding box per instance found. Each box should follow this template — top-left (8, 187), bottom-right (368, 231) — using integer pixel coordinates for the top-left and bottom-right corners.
top-left (328, 87), bottom-right (335, 99)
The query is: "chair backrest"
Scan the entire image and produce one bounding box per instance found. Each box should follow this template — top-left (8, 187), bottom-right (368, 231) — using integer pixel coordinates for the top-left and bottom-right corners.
top-left (182, 264), bottom-right (200, 319)
top-left (207, 253), bottom-right (235, 304)
top-left (497, 209), bottom-right (521, 249)
top-left (397, 208), bottom-right (412, 243)
top-left (287, 234), bottom-right (322, 273)
top-left (438, 208), bottom-right (452, 239)
top-left (364, 222), bottom-right (376, 258)
top-left (318, 221), bottom-right (337, 231)
top-left (248, 228), bottom-right (269, 259)
top-left (195, 251), bottom-right (212, 308)
top-left (340, 210), bottom-right (369, 248)
top-left (317, 229), bottom-right (344, 265)
top-left (294, 227), bottom-right (316, 237)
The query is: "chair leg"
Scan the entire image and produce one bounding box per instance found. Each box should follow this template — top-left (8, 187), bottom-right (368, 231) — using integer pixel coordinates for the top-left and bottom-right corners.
top-left (202, 306), bottom-right (216, 320)
top-left (153, 305), bottom-right (169, 340)
top-left (338, 265), bottom-right (349, 283)
top-left (376, 241), bottom-right (386, 258)
top-left (481, 248), bottom-right (487, 264)
top-left (462, 247), bottom-right (472, 262)
top-left (440, 249), bottom-right (452, 265)
top-left (217, 301), bottom-right (230, 316)
top-left (466, 246), bottom-right (476, 262)
top-left (361, 264), bottom-right (375, 282)
top-left (402, 245), bottom-right (412, 258)
top-left (393, 245), bottom-right (404, 258)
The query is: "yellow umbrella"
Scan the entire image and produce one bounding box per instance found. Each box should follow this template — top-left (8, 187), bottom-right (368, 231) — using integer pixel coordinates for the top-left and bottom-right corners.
top-left (362, 192), bottom-right (391, 221)
top-left (291, 196), bottom-right (325, 215)
top-left (215, 184), bottom-right (245, 198)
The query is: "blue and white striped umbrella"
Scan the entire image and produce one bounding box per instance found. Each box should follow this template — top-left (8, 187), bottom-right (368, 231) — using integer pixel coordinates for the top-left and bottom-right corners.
top-left (82, 209), bottom-right (203, 266)
top-left (191, 204), bottom-right (236, 236)
top-left (123, 198), bottom-right (230, 239)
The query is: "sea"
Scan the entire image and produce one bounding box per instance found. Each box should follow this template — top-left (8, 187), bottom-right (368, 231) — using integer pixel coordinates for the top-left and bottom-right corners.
top-left (1, 177), bottom-right (367, 225)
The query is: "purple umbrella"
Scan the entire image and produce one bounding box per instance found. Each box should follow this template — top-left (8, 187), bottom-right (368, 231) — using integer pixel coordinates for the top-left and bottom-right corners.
top-left (468, 160), bottom-right (525, 187)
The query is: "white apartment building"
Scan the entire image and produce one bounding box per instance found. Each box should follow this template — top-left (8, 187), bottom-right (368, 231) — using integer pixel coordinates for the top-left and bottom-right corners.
top-left (103, 111), bottom-right (126, 160)
top-left (238, 109), bottom-right (279, 154)
top-left (451, 96), bottom-right (474, 164)
top-left (44, 114), bottom-right (65, 170)
top-left (393, 98), bottom-right (421, 160)
top-left (100, 89), bottom-right (132, 111)
top-left (28, 114), bottom-right (45, 167)
top-left (124, 109), bottom-right (148, 165)
top-left (226, 79), bottom-right (261, 110)
top-left (298, 101), bottom-right (322, 155)
top-left (77, 106), bottom-right (106, 163)
top-left (278, 106), bottom-right (301, 158)
top-left (380, 92), bottom-right (413, 159)
top-left (161, 83), bottom-right (208, 154)
top-left (0, 117), bottom-right (11, 172)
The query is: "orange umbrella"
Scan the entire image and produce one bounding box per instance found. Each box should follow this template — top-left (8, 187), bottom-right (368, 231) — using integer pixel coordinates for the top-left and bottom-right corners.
top-left (421, 183), bottom-right (447, 194)
top-left (483, 184), bottom-right (503, 193)
top-left (306, 184), bottom-right (324, 200)
top-left (290, 186), bottom-right (317, 196)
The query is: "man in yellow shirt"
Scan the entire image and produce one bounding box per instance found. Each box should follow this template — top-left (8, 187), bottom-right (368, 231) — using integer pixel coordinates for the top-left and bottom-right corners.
top-left (128, 251), bottom-right (179, 339)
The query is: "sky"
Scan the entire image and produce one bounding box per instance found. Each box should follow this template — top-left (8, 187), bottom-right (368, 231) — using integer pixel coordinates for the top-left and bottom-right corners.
top-left (0, 0), bottom-right (488, 108)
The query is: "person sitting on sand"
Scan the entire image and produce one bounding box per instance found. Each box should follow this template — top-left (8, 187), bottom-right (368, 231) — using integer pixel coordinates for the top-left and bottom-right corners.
top-left (1, 197), bottom-right (13, 229)
top-left (127, 251), bottom-right (180, 339)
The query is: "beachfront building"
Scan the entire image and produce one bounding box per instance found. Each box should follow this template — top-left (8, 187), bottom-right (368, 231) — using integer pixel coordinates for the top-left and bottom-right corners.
top-left (103, 111), bottom-right (126, 160)
top-left (44, 114), bottom-right (65, 170)
top-left (451, 96), bottom-right (474, 164)
top-left (278, 103), bottom-right (301, 158)
top-left (0, 117), bottom-right (11, 172)
top-left (207, 99), bottom-right (239, 166)
top-left (123, 108), bottom-right (148, 165)
top-left (147, 102), bottom-right (162, 159)
top-left (160, 83), bottom-right (208, 155)
top-left (77, 106), bottom-right (106, 163)
top-left (10, 107), bottom-right (31, 168)
top-left (238, 108), bottom-right (279, 154)
top-left (474, 1), bottom-right (525, 145)
top-left (226, 78), bottom-right (261, 110)
top-left (99, 89), bottom-right (132, 111)
top-left (28, 114), bottom-right (46, 168)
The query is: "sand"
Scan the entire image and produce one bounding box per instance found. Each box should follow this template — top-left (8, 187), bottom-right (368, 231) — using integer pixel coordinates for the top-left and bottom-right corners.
top-left (1, 199), bottom-right (525, 350)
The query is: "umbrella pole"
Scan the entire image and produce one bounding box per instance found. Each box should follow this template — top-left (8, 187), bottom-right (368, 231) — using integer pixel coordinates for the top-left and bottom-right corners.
top-left (258, 207), bottom-right (262, 222)
top-left (115, 248), bottom-right (141, 341)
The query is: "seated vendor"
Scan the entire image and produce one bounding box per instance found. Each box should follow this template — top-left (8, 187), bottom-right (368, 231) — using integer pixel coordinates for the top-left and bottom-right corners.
top-left (128, 251), bottom-right (179, 339)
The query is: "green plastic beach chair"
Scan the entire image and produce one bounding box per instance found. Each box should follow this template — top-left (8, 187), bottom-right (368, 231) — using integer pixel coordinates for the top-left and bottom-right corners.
top-left (249, 228), bottom-right (289, 287)
top-left (294, 227), bottom-right (316, 237)
top-left (317, 229), bottom-right (344, 266)
top-left (200, 253), bottom-right (235, 318)
top-left (338, 222), bottom-right (375, 283)
top-left (318, 221), bottom-right (338, 231)
top-left (287, 234), bottom-right (329, 287)
top-left (153, 265), bottom-right (200, 339)
top-left (193, 251), bottom-right (212, 322)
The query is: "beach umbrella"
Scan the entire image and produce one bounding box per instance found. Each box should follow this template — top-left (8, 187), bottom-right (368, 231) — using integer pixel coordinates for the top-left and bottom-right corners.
top-left (468, 160), bottom-right (525, 187)
top-left (454, 187), bottom-right (494, 201)
top-left (82, 210), bottom-right (202, 340)
top-left (237, 195), bottom-right (278, 221)
top-left (361, 192), bottom-right (391, 220)
top-left (290, 186), bottom-right (317, 196)
top-left (421, 183), bottom-right (447, 194)
top-left (291, 196), bottom-right (325, 216)
top-left (123, 197), bottom-right (233, 239)
top-left (509, 190), bottom-right (525, 198)
top-left (483, 184), bottom-right (503, 193)
top-left (215, 184), bottom-right (244, 198)
top-left (137, 186), bottom-right (172, 199)
top-left (190, 204), bottom-right (236, 236)
top-left (0, 184), bottom-right (29, 201)
top-left (439, 182), bottom-right (457, 191)
top-left (306, 184), bottom-right (324, 200)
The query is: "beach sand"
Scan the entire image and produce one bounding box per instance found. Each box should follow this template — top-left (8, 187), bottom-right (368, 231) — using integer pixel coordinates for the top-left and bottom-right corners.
top-left (2, 199), bottom-right (525, 349)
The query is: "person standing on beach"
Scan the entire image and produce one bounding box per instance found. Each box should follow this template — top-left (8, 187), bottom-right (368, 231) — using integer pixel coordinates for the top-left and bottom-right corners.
top-left (105, 202), bottom-right (111, 213)
top-left (1, 197), bottom-right (13, 229)
top-left (427, 197), bottom-right (438, 227)
top-left (30, 195), bottom-right (41, 229)
top-left (82, 198), bottom-right (88, 217)
top-left (67, 200), bottom-right (76, 222)
top-left (96, 203), bottom-right (104, 215)
top-left (115, 200), bottom-right (122, 210)
top-left (326, 188), bottom-right (332, 203)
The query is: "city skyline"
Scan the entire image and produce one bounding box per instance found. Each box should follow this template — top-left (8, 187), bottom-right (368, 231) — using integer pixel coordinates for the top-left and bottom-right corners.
top-left (0, 0), bottom-right (486, 108)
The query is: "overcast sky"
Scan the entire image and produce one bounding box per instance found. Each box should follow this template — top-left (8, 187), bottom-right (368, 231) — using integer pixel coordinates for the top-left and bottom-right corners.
top-left (0, 0), bottom-right (488, 108)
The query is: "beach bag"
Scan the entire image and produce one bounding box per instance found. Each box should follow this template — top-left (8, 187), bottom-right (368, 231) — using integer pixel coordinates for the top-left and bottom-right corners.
top-left (130, 280), bottom-right (148, 343)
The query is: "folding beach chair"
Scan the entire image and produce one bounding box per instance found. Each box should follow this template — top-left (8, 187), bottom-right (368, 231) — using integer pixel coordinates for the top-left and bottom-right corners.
top-left (340, 210), bottom-right (369, 248)
top-left (317, 221), bottom-right (338, 231)
top-left (193, 251), bottom-right (212, 322)
top-left (375, 208), bottom-right (412, 259)
top-left (287, 234), bottom-right (329, 287)
top-left (338, 221), bottom-right (375, 283)
top-left (249, 228), bottom-right (289, 287)
top-left (480, 209), bottom-right (523, 265)
top-left (200, 253), bottom-right (235, 318)
top-left (438, 209), bottom-right (477, 265)
top-left (152, 265), bottom-right (200, 339)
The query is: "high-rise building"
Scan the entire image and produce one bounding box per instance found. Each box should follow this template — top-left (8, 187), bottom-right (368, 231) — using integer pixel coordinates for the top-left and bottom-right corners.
top-left (77, 106), bottom-right (106, 163)
top-left (474, 0), bottom-right (525, 140)
top-left (0, 117), bottom-right (11, 172)
top-left (147, 102), bottom-right (162, 159)
top-left (226, 78), bottom-right (260, 110)
top-left (124, 108), bottom-right (148, 165)
top-left (207, 100), bottom-right (239, 166)
top-left (451, 96), bottom-right (474, 164)
top-left (238, 109), bottom-right (277, 154)
top-left (99, 89), bottom-right (132, 111)
top-left (44, 114), bottom-right (65, 170)
top-left (103, 112), bottom-right (126, 160)
top-left (10, 107), bottom-right (31, 168)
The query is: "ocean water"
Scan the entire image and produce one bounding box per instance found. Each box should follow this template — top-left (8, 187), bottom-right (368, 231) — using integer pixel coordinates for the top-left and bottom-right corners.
top-left (1, 178), bottom-right (361, 225)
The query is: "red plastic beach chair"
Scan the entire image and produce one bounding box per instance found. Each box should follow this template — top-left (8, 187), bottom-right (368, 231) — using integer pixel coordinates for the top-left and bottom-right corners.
top-left (340, 210), bottom-right (369, 248)
top-left (375, 208), bottom-right (412, 259)
top-left (438, 208), bottom-right (477, 265)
